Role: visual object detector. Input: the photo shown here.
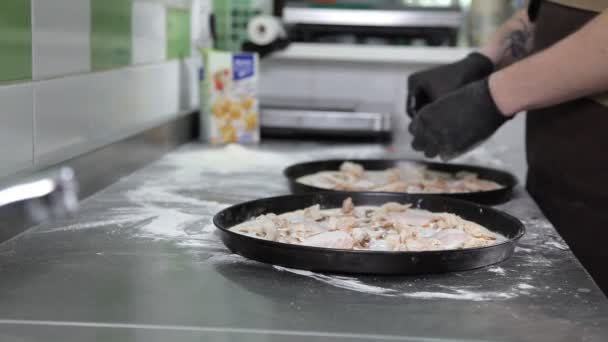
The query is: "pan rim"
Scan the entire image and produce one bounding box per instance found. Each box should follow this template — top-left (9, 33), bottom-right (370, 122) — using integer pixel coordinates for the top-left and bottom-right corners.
top-left (212, 192), bottom-right (526, 257)
top-left (283, 158), bottom-right (518, 196)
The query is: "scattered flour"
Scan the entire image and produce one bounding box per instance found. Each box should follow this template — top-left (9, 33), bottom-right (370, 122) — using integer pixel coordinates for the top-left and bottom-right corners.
top-left (207, 253), bottom-right (257, 265)
top-left (274, 266), bottom-right (397, 296)
top-left (273, 265), bottom-right (531, 301)
top-left (156, 143), bottom-right (386, 185)
top-left (161, 144), bottom-right (293, 178)
top-left (518, 283), bottom-right (535, 290)
top-left (34, 143), bottom-right (554, 302)
top-left (125, 185), bottom-right (214, 207)
top-left (38, 183), bottom-right (229, 247)
top-left (174, 224), bottom-right (227, 249)
top-left (40, 218), bottom-right (144, 233)
top-left (133, 208), bottom-right (202, 239)
top-left (522, 218), bottom-right (553, 231)
top-left (515, 246), bottom-right (533, 253)
top-left (400, 289), bottom-right (516, 301)
top-left (544, 241), bottom-right (568, 250)
top-left (118, 186), bottom-right (229, 241)
top-left (487, 267), bottom-right (506, 276)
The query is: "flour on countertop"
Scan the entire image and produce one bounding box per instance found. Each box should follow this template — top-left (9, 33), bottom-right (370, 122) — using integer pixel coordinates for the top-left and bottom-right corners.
top-left (38, 183), bottom-right (229, 248)
top-left (487, 266), bottom-right (506, 276)
top-left (515, 246), bottom-right (533, 253)
top-left (39, 218), bottom-right (147, 233)
top-left (31, 143), bottom-right (571, 302)
top-left (158, 143), bottom-right (386, 181)
top-left (272, 265), bottom-right (539, 301)
top-left (400, 289), bottom-right (516, 301)
top-left (160, 144), bottom-right (294, 177)
top-left (544, 241), bottom-right (568, 250)
top-left (206, 253), bottom-right (259, 265)
top-left (125, 185), bottom-right (215, 207)
top-left (274, 266), bottom-right (397, 296)
top-left (124, 185), bottom-right (229, 243)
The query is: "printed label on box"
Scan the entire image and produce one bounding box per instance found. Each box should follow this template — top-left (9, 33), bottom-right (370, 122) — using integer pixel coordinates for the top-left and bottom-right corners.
top-left (232, 54), bottom-right (255, 80)
top-left (200, 49), bottom-right (260, 144)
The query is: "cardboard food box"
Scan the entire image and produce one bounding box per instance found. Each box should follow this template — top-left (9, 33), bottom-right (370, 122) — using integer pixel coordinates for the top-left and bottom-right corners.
top-left (200, 49), bottom-right (260, 144)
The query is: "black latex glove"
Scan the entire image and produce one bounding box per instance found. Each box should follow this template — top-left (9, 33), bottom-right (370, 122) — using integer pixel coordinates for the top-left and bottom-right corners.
top-left (407, 53), bottom-right (494, 118)
top-left (409, 79), bottom-right (509, 160)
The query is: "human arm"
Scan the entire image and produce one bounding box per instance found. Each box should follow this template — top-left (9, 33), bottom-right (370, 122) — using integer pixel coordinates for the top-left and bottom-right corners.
top-left (479, 8), bottom-right (535, 69)
top-left (406, 7), bottom-right (534, 117)
top-left (409, 9), bottom-right (608, 159)
top-left (490, 9), bottom-right (608, 115)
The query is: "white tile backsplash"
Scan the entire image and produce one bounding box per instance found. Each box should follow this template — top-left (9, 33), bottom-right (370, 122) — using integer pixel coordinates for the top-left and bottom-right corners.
top-left (0, 84), bottom-right (33, 177)
top-left (32, 0), bottom-right (91, 80)
top-left (132, 1), bottom-right (166, 64)
top-left (34, 61), bottom-right (188, 167)
top-left (1, 0), bottom-right (199, 179)
top-left (35, 76), bottom-right (94, 166)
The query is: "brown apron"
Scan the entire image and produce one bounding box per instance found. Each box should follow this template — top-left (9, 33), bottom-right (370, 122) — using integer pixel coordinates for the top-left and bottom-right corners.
top-left (527, 1), bottom-right (608, 293)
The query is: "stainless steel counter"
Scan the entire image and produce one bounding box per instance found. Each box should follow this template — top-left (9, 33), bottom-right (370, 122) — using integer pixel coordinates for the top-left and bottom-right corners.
top-left (0, 142), bottom-right (606, 342)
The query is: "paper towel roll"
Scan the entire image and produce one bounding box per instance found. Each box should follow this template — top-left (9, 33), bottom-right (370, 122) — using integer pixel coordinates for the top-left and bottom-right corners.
top-left (247, 15), bottom-right (286, 46)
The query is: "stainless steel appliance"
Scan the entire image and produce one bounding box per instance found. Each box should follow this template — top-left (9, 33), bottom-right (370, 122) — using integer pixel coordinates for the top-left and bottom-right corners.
top-left (260, 98), bottom-right (392, 141)
top-left (280, 0), bottom-right (462, 46)
top-left (0, 167), bottom-right (79, 224)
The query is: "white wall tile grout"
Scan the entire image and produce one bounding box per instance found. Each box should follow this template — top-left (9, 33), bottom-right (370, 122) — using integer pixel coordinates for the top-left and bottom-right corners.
top-left (31, 0), bottom-right (37, 168)
top-left (30, 0), bottom-right (36, 78)
top-left (29, 57), bottom-right (196, 83)
top-left (32, 81), bottom-right (37, 170)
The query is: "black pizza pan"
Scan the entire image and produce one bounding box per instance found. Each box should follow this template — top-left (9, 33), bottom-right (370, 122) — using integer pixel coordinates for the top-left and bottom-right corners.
top-left (213, 192), bottom-right (525, 275)
top-left (284, 159), bottom-right (518, 205)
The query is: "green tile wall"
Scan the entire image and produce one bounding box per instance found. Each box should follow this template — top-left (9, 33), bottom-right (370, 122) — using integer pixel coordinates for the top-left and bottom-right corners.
top-left (91, 0), bottom-right (132, 71)
top-left (166, 8), bottom-right (191, 60)
top-left (0, 0), bottom-right (32, 82)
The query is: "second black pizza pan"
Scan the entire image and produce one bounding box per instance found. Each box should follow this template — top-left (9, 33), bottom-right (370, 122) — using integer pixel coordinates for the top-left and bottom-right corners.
top-left (284, 159), bottom-right (518, 205)
top-left (213, 192), bottom-right (525, 275)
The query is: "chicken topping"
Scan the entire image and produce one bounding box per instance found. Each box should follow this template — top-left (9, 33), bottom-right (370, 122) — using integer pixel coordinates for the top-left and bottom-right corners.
top-left (230, 198), bottom-right (506, 251)
top-left (297, 161), bottom-right (502, 194)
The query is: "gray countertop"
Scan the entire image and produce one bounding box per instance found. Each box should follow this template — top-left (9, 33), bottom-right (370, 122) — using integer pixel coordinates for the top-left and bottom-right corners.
top-left (0, 142), bottom-right (606, 342)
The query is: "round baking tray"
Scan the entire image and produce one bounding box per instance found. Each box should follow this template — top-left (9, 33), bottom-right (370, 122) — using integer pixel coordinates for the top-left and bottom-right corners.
top-left (284, 159), bottom-right (518, 205)
top-left (213, 192), bottom-right (525, 275)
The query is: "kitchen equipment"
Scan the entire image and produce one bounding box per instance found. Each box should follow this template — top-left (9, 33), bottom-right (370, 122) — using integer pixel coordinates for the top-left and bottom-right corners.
top-left (284, 159), bottom-right (518, 204)
top-left (0, 167), bottom-right (78, 224)
top-left (213, 192), bottom-right (525, 275)
top-left (260, 98), bottom-right (393, 141)
top-left (242, 15), bottom-right (291, 57)
top-left (212, 0), bottom-right (273, 52)
top-left (247, 15), bottom-right (287, 45)
top-left (281, 0), bottom-right (462, 46)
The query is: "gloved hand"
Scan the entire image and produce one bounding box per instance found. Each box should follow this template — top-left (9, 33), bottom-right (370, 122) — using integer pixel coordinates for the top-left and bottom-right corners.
top-left (407, 53), bottom-right (494, 118)
top-left (409, 79), bottom-right (509, 160)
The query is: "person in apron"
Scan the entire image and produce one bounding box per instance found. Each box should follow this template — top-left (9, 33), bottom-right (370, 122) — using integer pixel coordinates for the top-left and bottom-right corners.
top-left (407, 0), bottom-right (608, 294)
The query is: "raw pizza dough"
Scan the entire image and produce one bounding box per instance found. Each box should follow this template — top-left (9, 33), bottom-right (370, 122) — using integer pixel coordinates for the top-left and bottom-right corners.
top-left (297, 161), bottom-right (502, 194)
top-left (230, 197), bottom-right (506, 251)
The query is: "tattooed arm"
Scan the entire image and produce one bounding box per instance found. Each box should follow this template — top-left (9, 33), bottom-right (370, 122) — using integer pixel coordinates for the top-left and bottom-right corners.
top-left (479, 9), bottom-right (535, 69)
top-left (490, 10), bottom-right (608, 115)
